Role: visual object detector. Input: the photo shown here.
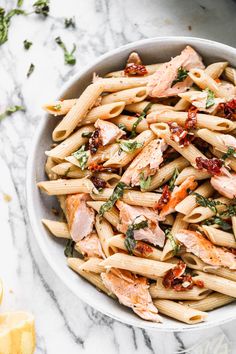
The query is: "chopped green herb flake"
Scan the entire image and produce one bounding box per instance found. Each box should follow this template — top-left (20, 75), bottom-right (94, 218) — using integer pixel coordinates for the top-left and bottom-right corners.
top-left (125, 219), bottom-right (148, 254)
top-left (64, 239), bottom-right (75, 257)
top-left (27, 63), bottom-right (35, 77)
top-left (17, 0), bottom-right (24, 7)
top-left (0, 105), bottom-right (25, 121)
top-left (99, 182), bottom-right (127, 216)
top-left (222, 146), bottom-right (236, 160)
top-left (168, 168), bottom-right (179, 191)
top-left (118, 123), bottom-right (126, 131)
top-left (81, 131), bottom-right (93, 138)
top-left (171, 67), bottom-right (189, 87)
top-left (53, 104), bottom-right (61, 111)
top-left (55, 36), bottom-right (76, 65)
top-left (33, 0), bottom-right (50, 16)
top-left (23, 39), bottom-right (32, 50)
top-left (64, 17), bottom-right (76, 28)
top-left (205, 88), bottom-right (215, 108)
top-left (203, 217), bottom-right (232, 231)
top-left (139, 173), bottom-right (151, 190)
top-left (130, 102), bottom-right (152, 138)
top-left (0, 7), bottom-right (25, 46)
top-left (165, 230), bottom-right (180, 255)
top-left (72, 145), bottom-right (89, 170)
top-left (194, 193), bottom-right (225, 214)
top-left (118, 140), bottom-right (143, 153)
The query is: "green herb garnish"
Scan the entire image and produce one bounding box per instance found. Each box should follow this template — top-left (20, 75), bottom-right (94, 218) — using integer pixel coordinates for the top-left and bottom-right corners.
top-left (220, 204), bottom-right (236, 218)
top-left (205, 88), bottom-right (215, 108)
top-left (33, 0), bottom-right (50, 16)
top-left (27, 63), bottom-right (35, 77)
top-left (118, 123), bottom-right (127, 131)
top-left (171, 67), bottom-right (189, 87)
top-left (222, 146), bottom-right (236, 160)
top-left (64, 17), bottom-right (76, 28)
top-left (0, 7), bottom-right (25, 46)
top-left (139, 173), bottom-right (151, 190)
top-left (165, 230), bottom-right (180, 255)
top-left (118, 140), bottom-right (143, 153)
top-left (23, 39), bottom-right (32, 50)
top-left (99, 182), bottom-right (127, 216)
top-left (125, 219), bottom-right (148, 254)
top-left (72, 145), bottom-right (89, 170)
top-left (168, 168), bottom-right (179, 191)
top-left (130, 102), bottom-right (152, 138)
top-left (55, 36), bottom-right (76, 65)
top-left (0, 105), bottom-right (25, 121)
top-left (81, 131), bottom-right (93, 138)
top-left (64, 239), bottom-right (75, 257)
top-left (17, 0), bottom-right (24, 7)
top-left (203, 216), bottom-right (232, 231)
top-left (53, 104), bottom-right (61, 111)
top-left (194, 193), bottom-right (225, 214)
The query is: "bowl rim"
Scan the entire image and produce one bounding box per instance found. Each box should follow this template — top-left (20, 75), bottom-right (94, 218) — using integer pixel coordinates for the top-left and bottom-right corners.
top-left (26, 36), bottom-right (236, 331)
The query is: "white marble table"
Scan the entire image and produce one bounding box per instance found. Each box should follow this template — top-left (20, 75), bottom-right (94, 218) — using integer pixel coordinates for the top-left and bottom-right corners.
top-left (1, 0), bottom-right (236, 353)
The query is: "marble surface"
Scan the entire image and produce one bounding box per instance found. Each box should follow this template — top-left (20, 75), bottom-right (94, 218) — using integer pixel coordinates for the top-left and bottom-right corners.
top-left (1, 0), bottom-right (236, 353)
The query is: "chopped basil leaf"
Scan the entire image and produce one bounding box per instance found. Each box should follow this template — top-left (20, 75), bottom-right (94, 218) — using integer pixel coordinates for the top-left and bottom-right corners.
top-left (222, 146), bottom-right (236, 160)
top-left (27, 63), bottom-right (35, 77)
top-left (165, 230), bottom-right (180, 255)
top-left (139, 172), bottom-right (151, 190)
top-left (23, 39), bottom-right (32, 50)
top-left (99, 182), bottom-right (127, 216)
top-left (53, 104), bottom-right (61, 111)
top-left (205, 88), bottom-right (215, 108)
top-left (203, 216), bottom-right (232, 231)
top-left (55, 36), bottom-right (76, 65)
top-left (0, 105), bottom-right (25, 121)
top-left (118, 140), bottom-right (143, 153)
top-left (17, 0), bottom-right (24, 7)
top-left (168, 168), bottom-right (179, 191)
top-left (130, 102), bottom-right (152, 138)
top-left (118, 123), bottom-right (126, 131)
top-left (171, 67), bottom-right (189, 87)
top-left (194, 193), bottom-right (225, 214)
top-left (72, 145), bottom-right (89, 170)
top-left (125, 219), bottom-right (148, 254)
top-left (0, 8), bottom-right (25, 45)
top-left (220, 204), bottom-right (236, 218)
top-left (33, 0), bottom-right (50, 16)
top-left (64, 239), bottom-right (75, 257)
top-left (81, 131), bottom-right (93, 138)
top-left (64, 17), bottom-right (76, 28)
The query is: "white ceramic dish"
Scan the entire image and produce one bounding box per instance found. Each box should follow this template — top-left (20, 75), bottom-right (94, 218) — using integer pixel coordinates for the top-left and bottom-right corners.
top-left (26, 36), bottom-right (236, 331)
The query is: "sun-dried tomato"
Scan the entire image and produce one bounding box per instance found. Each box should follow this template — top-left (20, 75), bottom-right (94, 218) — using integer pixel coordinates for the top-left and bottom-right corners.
top-left (155, 185), bottom-right (171, 212)
top-left (89, 129), bottom-right (102, 155)
top-left (168, 122), bottom-right (194, 147)
top-left (90, 176), bottom-right (106, 189)
top-left (194, 279), bottom-right (204, 288)
top-left (88, 163), bottom-right (117, 173)
top-left (195, 156), bottom-right (223, 176)
top-left (124, 63), bottom-right (148, 76)
top-left (185, 106), bottom-right (198, 130)
top-left (219, 99), bottom-right (236, 120)
top-left (134, 241), bottom-right (153, 257)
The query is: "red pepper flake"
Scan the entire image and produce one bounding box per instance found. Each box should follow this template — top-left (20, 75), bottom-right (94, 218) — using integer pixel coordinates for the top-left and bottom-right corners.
top-left (219, 99), bottom-right (236, 120)
top-left (155, 185), bottom-right (171, 212)
top-left (185, 106), bottom-right (198, 130)
top-left (124, 63), bottom-right (148, 76)
top-left (195, 156), bottom-right (223, 176)
top-left (89, 129), bottom-right (102, 155)
top-left (90, 176), bottom-right (107, 189)
top-left (163, 262), bottom-right (204, 292)
top-left (168, 122), bottom-right (194, 147)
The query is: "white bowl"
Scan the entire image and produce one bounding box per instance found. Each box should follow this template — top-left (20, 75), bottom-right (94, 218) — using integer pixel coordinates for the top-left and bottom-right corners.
top-left (26, 36), bottom-right (236, 331)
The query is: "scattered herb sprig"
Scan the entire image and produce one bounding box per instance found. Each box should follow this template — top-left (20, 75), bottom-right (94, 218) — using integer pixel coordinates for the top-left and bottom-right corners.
top-left (118, 140), bottom-right (143, 153)
top-left (194, 193), bottom-right (225, 214)
top-left (165, 229), bottom-right (180, 255)
top-left (205, 88), bottom-right (215, 109)
top-left (130, 102), bottom-right (152, 138)
top-left (203, 216), bottom-right (232, 231)
top-left (17, 0), bottom-right (24, 7)
top-left (72, 145), bottom-right (89, 170)
top-left (168, 168), bottom-right (179, 191)
top-left (27, 63), bottom-right (35, 77)
top-left (81, 131), bottom-right (93, 138)
top-left (125, 219), bottom-right (148, 254)
top-left (64, 17), bottom-right (76, 28)
top-left (171, 67), bottom-right (189, 87)
top-left (64, 239), bottom-right (75, 257)
top-left (222, 146), bottom-right (236, 160)
top-left (99, 182), bottom-right (127, 216)
top-left (0, 7), bottom-right (26, 46)
top-left (139, 172), bottom-right (151, 190)
top-left (23, 39), bottom-right (32, 50)
top-left (0, 105), bottom-right (25, 121)
top-left (55, 36), bottom-right (76, 65)
top-left (33, 0), bottom-right (50, 17)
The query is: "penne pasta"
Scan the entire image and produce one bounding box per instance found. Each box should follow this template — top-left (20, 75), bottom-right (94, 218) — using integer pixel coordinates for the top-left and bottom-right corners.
top-left (125, 101), bottom-right (176, 114)
top-left (95, 215), bottom-right (117, 257)
top-left (51, 162), bottom-right (91, 178)
top-left (95, 76), bottom-right (148, 92)
top-left (110, 114), bottom-right (148, 133)
top-left (45, 156), bottom-right (58, 180)
top-left (184, 292), bottom-right (234, 312)
top-left (101, 87), bottom-right (148, 105)
top-left (77, 257), bottom-right (105, 274)
top-left (196, 128), bottom-right (236, 153)
top-left (87, 201), bottom-right (119, 227)
top-left (201, 225), bottom-right (236, 249)
top-left (204, 62), bottom-right (228, 79)
top-left (175, 167), bottom-right (210, 185)
top-left (37, 178), bottom-right (94, 195)
top-left (43, 98), bottom-right (77, 116)
top-left (78, 102), bottom-right (125, 126)
top-left (42, 219), bottom-right (70, 238)
top-left (224, 66), bottom-right (236, 85)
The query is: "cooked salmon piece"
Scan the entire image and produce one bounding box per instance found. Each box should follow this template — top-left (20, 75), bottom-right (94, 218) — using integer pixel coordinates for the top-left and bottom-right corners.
top-left (94, 119), bottom-right (124, 146)
top-left (211, 173), bottom-right (236, 199)
top-left (76, 233), bottom-right (105, 258)
top-left (65, 193), bottom-right (95, 242)
top-left (147, 46), bottom-right (204, 98)
top-left (176, 229), bottom-right (236, 269)
top-left (101, 269), bottom-right (162, 322)
top-left (120, 139), bottom-right (167, 187)
top-left (219, 81), bottom-right (236, 99)
top-left (159, 176), bottom-right (198, 219)
top-left (116, 200), bottom-right (165, 247)
top-left (178, 91), bottom-right (224, 114)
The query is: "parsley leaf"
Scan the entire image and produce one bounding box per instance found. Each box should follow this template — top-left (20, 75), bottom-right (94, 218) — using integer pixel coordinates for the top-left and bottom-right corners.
top-left (194, 193), bottom-right (226, 214)
top-left (0, 7), bottom-right (25, 46)
top-left (205, 88), bottom-right (215, 108)
top-left (171, 67), bottom-right (189, 87)
top-left (55, 36), bottom-right (76, 65)
top-left (222, 146), bottom-right (236, 160)
top-left (220, 204), bottom-right (236, 218)
top-left (81, 131), bottom-right (93, 138)
top-left (130, 102), bottom-right (152, 138)
top-left (165, 230), bottom-right (180, 255)
top-left (99, 182), bottom-right (127, 216)
top-left (72, 145), bottom-right (89, 170)
top-left (64, 17), bottom-right (76, 28)
top-left (118, 140), bottom-right (143, 153)
top-left (168, 168), bottom-right (179, 191)
top-left (23, 39), bottom-right (32, 50)
top-left (0, 105), bottom-right (25, 121)
top-left (33, 0), bottom-right (50, 16)
top-left (64, 239), bottom-right (75, 257)
top-left (27, 63), bottom-right (35, 77)
top-left (125, 219), bottom-right (148, 254)
top-left (139, 173), bottom-right (151, 190)
top-left (203, 216), bottom-right (232, 231)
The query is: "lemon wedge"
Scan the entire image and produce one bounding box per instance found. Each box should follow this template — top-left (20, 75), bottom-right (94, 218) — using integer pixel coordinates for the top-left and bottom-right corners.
top-left (0, 311), bottom-right (35, 354)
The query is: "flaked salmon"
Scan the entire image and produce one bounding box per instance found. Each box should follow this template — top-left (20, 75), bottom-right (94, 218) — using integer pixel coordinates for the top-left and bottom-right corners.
top-left (101, 269), bottom-right (162, 322)
top-left (116, 200), bottom-right (165, 247)
top-left (211, 173), bottom-right (236, 199)
top-left (120, 139), bottom-right (167, 187)
top-left (178, 90), bottom-right (225, 114)
top-left (147, 46), bottom-right (204, 98)
top-left (94, 119), bottom-right (124, 146)
top-left (65, 193), bottom-right (95, 242)
top-left (158, 176), bottom-right (197, 219)
top-left (76, 233), bottom-right (105, 258)
top-left (176, 229), bottom-right (236, 269)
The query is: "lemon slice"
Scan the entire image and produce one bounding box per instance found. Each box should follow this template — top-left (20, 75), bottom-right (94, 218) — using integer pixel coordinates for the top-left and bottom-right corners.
top-left (0, 312), bottom-right (35, 354)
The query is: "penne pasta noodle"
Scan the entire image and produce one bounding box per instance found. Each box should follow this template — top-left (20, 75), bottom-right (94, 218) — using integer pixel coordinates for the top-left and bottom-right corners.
top-left (232, 216), bottom-right (236, 238)
top-left (37, 178), bottom-right (94, 195)
top-left (95, 215), bottom-right (117, 257)
top-left (196, 128), bottom-right (236, 153)
top-left (43, 99), bottom-right (77, 116)
top-left (110, 114), bottom-right (148, 133)
top-left (77, 257), bottom-right (105, 274)
top-left (150, 278), bottom-right (211, 300)
top-left (175, 181), bottom-right (214, 215)
top-left (153, 299), bottom-right (207, 324)
top-left (87, 201), bottom-right (119, 227)
top-left (204, 62), bottom-right (228, 79)
top-left (100, 253), bottom-right (175, 279)
top-left (101, 87), bottom-right (148, 105)
top-left (51, 162), bottom-right (91, 178)
top-left (201, 225), bottom-right (236, 249)
top-left (53, 83), bottom-right (103, 141)
top-left (125, 101), bottom-right (176, 114)
top-left (45, 156), bottom-right (58, 180)
top-left (224, 66), bottom-right (236, 85)
top-left (211, 146), bottom-right (236, 173)
top-left (95, 77), bottom-right (148, 92)
top-left (105, 63), bottom-right (163, 78)
top-left (184, 292), bottom-right (234, 312)
top-left (42, 219), bottom-right (70, 238)
top-left (175, 167), bottom-right (210, 185)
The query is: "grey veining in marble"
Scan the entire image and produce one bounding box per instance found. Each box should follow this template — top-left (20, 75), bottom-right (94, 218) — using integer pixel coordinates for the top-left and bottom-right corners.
top-left (1, 0), bottom-right (236, 353)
